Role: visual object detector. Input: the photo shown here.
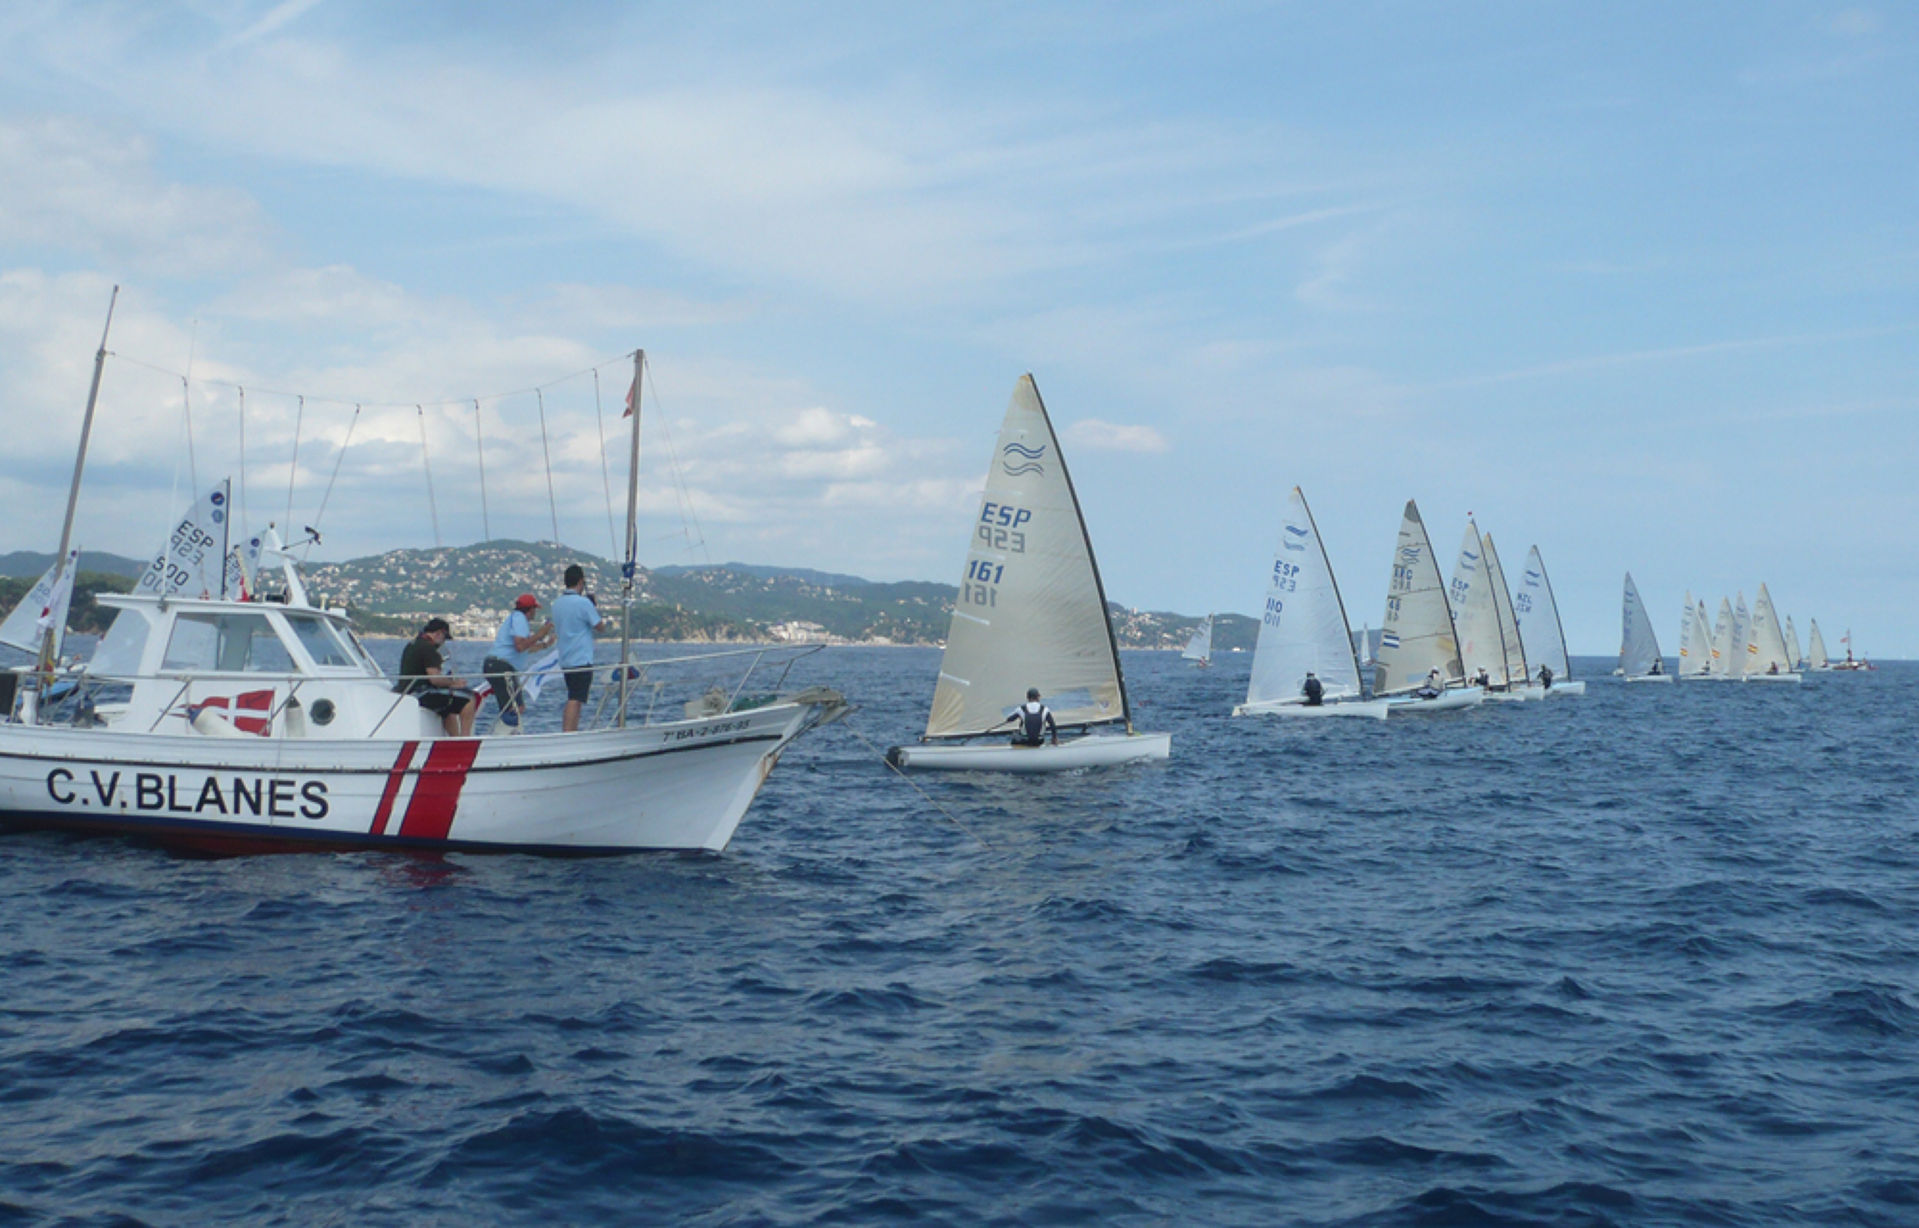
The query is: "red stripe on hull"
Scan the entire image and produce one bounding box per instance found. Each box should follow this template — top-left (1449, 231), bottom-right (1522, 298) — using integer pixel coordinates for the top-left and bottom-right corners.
top-left (397, 740), bottom-right (482, 841)
top-left (369, 741), bottom-right (419, 836)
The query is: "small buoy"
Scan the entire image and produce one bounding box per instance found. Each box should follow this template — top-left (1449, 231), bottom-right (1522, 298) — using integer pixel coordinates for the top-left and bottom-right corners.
top-left (283, 696), bottom-right (307, 738)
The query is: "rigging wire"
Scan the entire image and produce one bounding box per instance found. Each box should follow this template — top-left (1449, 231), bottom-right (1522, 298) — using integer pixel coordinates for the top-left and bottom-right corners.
top-left (535, 389), bottom-right (560, 545)
top-left (417, 405), bottom-right (442, 548)
top-left (473, 398), bottom-right (490, 542)
top-left (236, 387), bottom-right (248, 537)
top-left (312, 404), bottom-right (361, 533)
top-left (285, 395), bottom-right (305, 529)
top-left (591, 369), bottom-right (618, 557)
top-left (182, 321), bottom-right (199, 495)
top-left (641, 360), bottom-right (709, 563)
top-left (837, 719), bottom-right (991, 850)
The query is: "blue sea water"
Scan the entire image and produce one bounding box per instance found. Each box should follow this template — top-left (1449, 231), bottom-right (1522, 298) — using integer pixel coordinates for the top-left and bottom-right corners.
top-left (3, 648), bottom-right (1917, 1226)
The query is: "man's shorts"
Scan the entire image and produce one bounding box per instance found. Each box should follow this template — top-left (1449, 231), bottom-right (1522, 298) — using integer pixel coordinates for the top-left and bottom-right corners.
top-left (563, 667), bottom-right (593, 704)
top-left (417, 689), bottom-right (472, 717)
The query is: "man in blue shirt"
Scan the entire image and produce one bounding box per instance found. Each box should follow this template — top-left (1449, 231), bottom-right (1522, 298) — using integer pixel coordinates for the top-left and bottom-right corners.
top-left (483, 593), bottom-right (555, 728)
top-left (552, 564), bottom-right (605, 732)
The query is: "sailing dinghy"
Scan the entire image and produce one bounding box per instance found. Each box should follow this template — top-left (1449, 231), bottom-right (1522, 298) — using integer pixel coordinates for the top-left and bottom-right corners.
top-left (1677, 595), bottom-right (1713, 679)
top-left (1481, 532), bottom-right (1545, 699)
top-left (1512, 546), bottom-right (1583, 696)
top-left (1619, 572), bottom-right (1673, 682)
top-left (1807, 619), bottom-right (1830, 670)
top-left (1706, 597), bottom-right (1737, 678)
top-left (1182, 616), bottom-right (1214, 668)
top-left (1784, 614), bottom-right (1803, 673)
top-left (1740, 583), bottom-right (1801, 681)
top-left (1374, 501), bottom-right (1482, 713)
top-left (1232, 487), bottom-right (1387, 719)
top-left (886, 376), bottom-right (1169, 771)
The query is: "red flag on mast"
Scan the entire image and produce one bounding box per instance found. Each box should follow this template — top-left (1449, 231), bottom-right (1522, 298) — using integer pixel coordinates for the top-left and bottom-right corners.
top-left (623, 371), bottom-right (638, 418)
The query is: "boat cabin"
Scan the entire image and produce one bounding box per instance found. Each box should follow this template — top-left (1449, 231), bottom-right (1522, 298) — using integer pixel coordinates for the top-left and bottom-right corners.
top-left (74, 594), bottom-right (442, 740)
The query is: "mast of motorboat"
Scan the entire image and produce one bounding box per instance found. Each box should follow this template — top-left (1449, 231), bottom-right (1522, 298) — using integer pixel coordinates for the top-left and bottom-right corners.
top-left (618, 349), bottom-right (644, 727)
top-left (37, 285), bottom-right (118, 683)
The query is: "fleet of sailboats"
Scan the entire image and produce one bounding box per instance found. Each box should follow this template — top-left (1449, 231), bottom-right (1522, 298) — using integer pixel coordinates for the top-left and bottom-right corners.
top-left (2, 317), bottom-right (1879, 848)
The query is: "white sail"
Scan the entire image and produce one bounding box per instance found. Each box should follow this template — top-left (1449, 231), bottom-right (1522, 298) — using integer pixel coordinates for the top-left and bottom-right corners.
top-left (1447, 521), bottom-right (1505, 685)
top-left (1744, 583), bottom-right (1794, 675)
top-left (1245, 487), bottom-right (1365, 706)
top-left (1728, 593), bottom-right (1750, 676)
top-left (0, 549), bottom-right (80, 656)
top-left (1481, 533), bottom-right (1529, 686)
top-left (1707, 598), bottom-right (1734, 675)
top-left (135, 480), bottom-right (240, 600)
top-left (1808, 619), bottom-right (1829, 670)
top-left (1783, 614), bottom-right (1802, 671)
top-left (1679, 594), bottom-right (1712, 677)
top-left (1374, 500), bottom-right (1463, 696)
top-left (1181, 615), bottom-right (1213, 665)
top-left (925, 376), bottom-right (1128, 738)
top-left (1618, 572), bottom-right (1663, 677)
top-left (1514, 546), bottom-right (1572, 680)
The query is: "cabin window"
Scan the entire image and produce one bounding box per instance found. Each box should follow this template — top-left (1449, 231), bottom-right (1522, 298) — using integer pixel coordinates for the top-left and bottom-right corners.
top-left (161, 613), bottom-right (297, 674)
top-left (284, 614), bottom-right (357, 668)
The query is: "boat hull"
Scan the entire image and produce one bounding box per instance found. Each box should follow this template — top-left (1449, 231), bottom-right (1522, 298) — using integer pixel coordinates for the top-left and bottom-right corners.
top-left (886, 731), bottom-right (1170, 772)
top-left (1740, 672), bottom-right (1803, 683)
top-left (1383, 687), bottom-right (1484, 714)
top-left (1625, 675), bottom-right (1675, 685)
top-left (1233, 698), bottom-right (1389, 720)
top-left (1542, 680), bottom-right (1586, 696)
top-left (0, 698), bottom-right (838, 854)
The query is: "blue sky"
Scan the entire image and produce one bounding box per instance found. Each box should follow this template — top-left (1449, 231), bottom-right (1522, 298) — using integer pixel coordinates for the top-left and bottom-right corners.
top-left (0, 2), bottom-right (1912, 654)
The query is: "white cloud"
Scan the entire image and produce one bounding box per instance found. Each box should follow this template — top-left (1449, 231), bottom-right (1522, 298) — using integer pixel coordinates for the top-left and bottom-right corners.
top-left (1063, 418), bottom-right (1169, 454)
top-left (0, 117), bottom-right (270, 275)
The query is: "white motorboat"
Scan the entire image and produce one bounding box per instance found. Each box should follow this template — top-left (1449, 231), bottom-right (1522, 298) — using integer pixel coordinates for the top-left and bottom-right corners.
top-left (1, 319), bottom-right (847, 854)
top-left (886, 375), bottom-right (1169, 771)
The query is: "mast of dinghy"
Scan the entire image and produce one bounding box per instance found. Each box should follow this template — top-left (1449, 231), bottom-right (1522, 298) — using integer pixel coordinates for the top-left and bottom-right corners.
top-left (38, 285), bottom-right (118, 681)
top-left (618, 349), bottom-right (643, 727)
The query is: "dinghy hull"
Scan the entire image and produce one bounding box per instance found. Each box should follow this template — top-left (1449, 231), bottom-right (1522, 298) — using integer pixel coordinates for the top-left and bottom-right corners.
top-left (886, 731), bottom-right (1170, 772)
top-left (1233, 698), bottom-right (1389, 720)
top-left (1625, 675), bottom-right (1674, 685)
top-left (1383, 687), bottom-right (1484, 714)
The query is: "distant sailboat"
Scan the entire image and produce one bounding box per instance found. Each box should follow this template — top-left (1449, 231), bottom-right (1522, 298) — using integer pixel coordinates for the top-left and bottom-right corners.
top-left (1512, 546), bottom-right (1582, 696)
top-left (1232, 487), bottom-right (1388, 719)
top-left (1374, 501), bottom-right (1482, 713)
top-left (0, 548), bottom-right (80, 660)
top-left (1619, 572), bottom-right (1672, 683)
top-left (1182, 615), bottom-right (1214, 668)
top-left (1707, 597), bottom-right (1736, 678)
top-left (1784, 614), bottom-right (1803, 672)
top-left (1481, 532), bottom-right (1545, 699)
top-left (1677, 595), bottom-right (1713, 679)
top-left (1741, 583), bottom-right (1800, 682)
top-left (886, 375), bottom-right (1170, 771)
top-left (1807, 619), bottom-right (1830, 670)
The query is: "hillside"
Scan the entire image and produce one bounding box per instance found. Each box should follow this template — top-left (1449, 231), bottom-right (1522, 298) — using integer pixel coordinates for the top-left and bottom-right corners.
top-left (0, 538), bottom-right (1236, 649)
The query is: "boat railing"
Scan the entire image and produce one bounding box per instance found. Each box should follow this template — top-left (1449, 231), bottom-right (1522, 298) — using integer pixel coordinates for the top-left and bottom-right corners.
top-left (53, 642), bottom-right (833, 735)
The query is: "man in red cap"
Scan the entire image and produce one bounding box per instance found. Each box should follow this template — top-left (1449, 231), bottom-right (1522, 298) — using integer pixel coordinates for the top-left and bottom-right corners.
top-left (483, 592), bottom-right (555, 729)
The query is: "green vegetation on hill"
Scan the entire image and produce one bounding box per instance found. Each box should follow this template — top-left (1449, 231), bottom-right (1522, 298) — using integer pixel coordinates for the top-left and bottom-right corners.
top-left (6, 538), bottom-right (1234, 649)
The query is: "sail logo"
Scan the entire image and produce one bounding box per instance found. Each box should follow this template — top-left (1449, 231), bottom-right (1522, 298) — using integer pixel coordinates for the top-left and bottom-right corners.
top-left (1398, 546), bottom-right (1422, 564)
top-left (1381, 632), bottom-right (1401, 649)
top-left (1000, 442), bottom-right (1047, 477)
top-left (1282, 524), bottom-right (1309, 551)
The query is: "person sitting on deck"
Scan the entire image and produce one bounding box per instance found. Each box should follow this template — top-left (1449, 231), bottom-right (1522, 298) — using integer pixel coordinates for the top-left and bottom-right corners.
top-left (1302, 672), bottom-right (1325, 706)
top-left (1648, 658), bottom-right (1662, 675)
top-left (1538, 664), bottom-right (1555, 689)
top-left (397, 617), bottom-right (475, 736)
top-left (999, 687), bottom-right (1059, 747)
top-left (1417, 669), bottom-right (1444, 700)
top-left (1473, 666), bottom-right (1491, 689)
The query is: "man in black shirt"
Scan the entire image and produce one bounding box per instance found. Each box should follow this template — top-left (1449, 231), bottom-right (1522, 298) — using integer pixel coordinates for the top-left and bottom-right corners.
top-left (1001, 687), bottom-right (1058, 747)
top-left (398, 617), bottom-right (475, 736)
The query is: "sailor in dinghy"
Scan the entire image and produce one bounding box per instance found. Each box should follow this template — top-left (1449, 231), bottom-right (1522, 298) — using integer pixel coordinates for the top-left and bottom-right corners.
top-left (885, 375), bottom-right (1169, 772)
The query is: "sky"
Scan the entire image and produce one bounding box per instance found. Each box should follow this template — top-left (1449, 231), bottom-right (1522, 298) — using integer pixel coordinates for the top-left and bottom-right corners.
top-left (0, 1), bottom-right (1912, 655)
